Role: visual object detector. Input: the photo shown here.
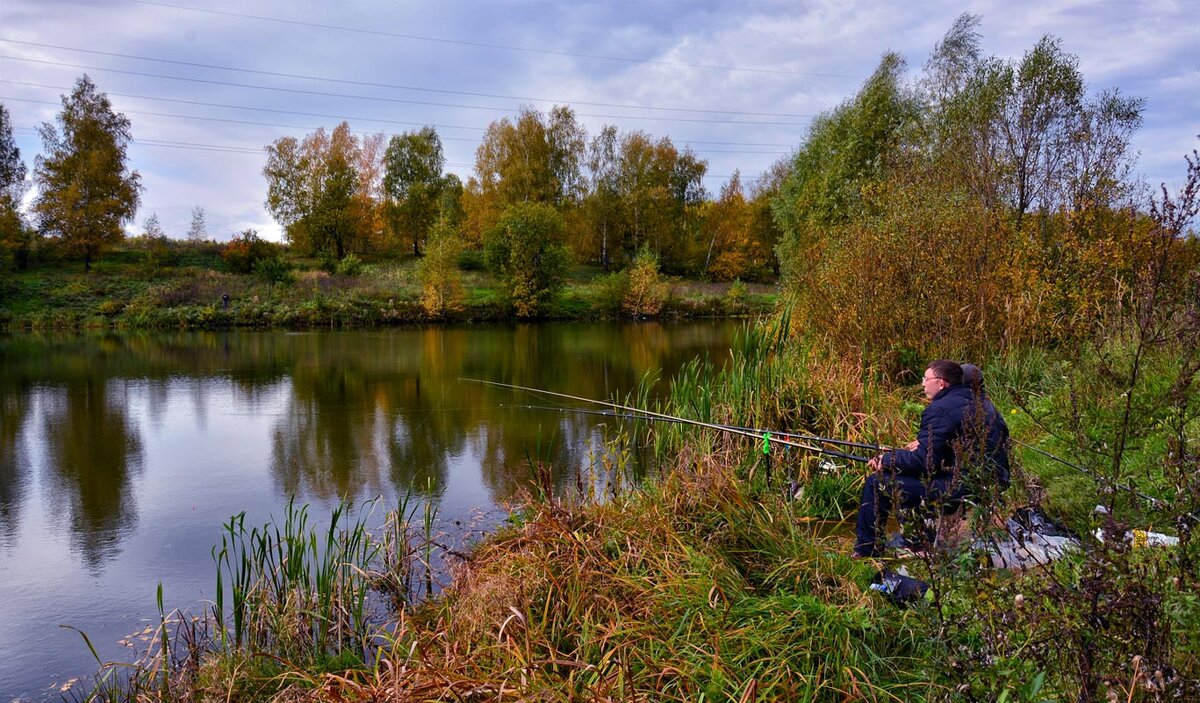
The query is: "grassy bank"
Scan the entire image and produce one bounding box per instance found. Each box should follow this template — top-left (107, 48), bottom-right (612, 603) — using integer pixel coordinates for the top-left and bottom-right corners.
top-left (0, 244), bottom-right (776, 331)
top-left (79, 322), bottom-right (1198, 702)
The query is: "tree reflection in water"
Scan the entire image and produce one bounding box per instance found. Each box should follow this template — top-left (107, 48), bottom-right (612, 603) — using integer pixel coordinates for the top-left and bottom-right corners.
top-left (41, 378), bottom-right (143, 569)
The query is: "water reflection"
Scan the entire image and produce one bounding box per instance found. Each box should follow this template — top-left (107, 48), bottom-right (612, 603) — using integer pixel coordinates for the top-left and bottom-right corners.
top-left (0, 380), bottom-right (30, 548)
top-left (0, 321), bottom-right (741, 701)
top-left (0, 323), bottom-right (737, 558)
top-left (41, 379), bottom-right (143, 569)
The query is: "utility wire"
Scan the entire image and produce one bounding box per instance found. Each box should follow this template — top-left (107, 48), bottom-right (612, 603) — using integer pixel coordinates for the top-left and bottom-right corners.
top-left (130, 0), bottom-right (859, 79)
top-left (1, 80), bottom-right (796, 147)
top-left (0, 39), bottom-right (816, 119)
top-left (3, 95), bottom-right (787, 157)
top-left (1, 54), bottom-right (811, 127)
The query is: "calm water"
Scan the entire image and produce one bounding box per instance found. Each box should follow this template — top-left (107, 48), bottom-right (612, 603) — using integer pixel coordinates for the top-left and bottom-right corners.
top-left (0, 321), bottom-right (741, 700)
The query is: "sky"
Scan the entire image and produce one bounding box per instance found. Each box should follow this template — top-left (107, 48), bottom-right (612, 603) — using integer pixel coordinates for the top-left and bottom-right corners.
top-left (2, 0), bottom-right (1197, 242)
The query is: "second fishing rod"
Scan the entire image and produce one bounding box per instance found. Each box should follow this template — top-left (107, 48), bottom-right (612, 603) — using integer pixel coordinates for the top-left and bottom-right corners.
top-left (473, 379), bottom-right (874, 464)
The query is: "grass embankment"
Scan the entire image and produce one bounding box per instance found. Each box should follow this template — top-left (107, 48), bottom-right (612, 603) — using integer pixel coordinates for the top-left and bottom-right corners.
top-left (0, 244), bottom-right (775, 331)
top-left (85, 326), bottom-right (1200, 701)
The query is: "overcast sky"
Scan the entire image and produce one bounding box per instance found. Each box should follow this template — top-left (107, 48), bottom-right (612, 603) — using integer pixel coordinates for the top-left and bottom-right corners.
top-left (2, 0), bottom-right (1197, 241)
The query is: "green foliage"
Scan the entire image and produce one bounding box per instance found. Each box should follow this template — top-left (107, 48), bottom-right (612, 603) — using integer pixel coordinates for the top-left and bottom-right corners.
top-left (484, 202), bottom-right (571, 317)
top-left (263, 122), bottom-right (364, 259)
top-left (220, 229), bottom-right (277, 274)
top-left (334, 253), bottom-right (363, 277)
top-left (32, 75), bottom-right (141, 271)
top-left (383, 126), bottom-right (446, 257)
top-left (252, 256), bottom-right (294, 286)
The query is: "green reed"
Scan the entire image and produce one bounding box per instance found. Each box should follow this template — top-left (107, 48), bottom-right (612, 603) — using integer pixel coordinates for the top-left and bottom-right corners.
top-left (209, 496), bottom-right (432, 667)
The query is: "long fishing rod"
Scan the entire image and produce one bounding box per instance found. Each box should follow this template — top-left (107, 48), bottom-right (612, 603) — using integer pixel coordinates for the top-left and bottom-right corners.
top-left (509, 403), bottom-right (884, 453)
top-left (468, 379), bottom-right (871, 463)
top-left (1013, 438), bottom-right (1190, 515)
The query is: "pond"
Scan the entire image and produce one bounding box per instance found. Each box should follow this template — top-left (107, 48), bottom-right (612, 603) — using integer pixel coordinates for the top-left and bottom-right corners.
top-left (0, 321), bottom-right (743, 700)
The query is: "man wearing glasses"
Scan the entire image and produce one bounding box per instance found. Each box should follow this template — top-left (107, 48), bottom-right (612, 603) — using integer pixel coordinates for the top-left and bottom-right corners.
top-left (853, 359), bottom-right (974, 558)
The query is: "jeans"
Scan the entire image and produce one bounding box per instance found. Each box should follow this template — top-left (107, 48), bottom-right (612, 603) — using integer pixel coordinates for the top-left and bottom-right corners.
top-left (854, 472), bottom-right (958, 557)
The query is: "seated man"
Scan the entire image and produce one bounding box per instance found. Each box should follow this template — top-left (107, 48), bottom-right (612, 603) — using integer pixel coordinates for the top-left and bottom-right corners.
top-left (854, 359), bottom-right (973, 558)
top-left (959, 362), bottom-right (1011, 495)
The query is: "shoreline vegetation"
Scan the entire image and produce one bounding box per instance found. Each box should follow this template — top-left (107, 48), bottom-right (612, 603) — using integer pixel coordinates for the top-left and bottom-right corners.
top-left (0, 244), bottom-right (777, 332)
top-left (75, 322), bottom-right (1200, 701)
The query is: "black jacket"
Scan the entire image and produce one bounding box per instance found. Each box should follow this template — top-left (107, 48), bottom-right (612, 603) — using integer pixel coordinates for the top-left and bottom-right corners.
top-left (881, 384), bottom-right (974, 479)
top-left (976, 395), bottom-right (1011, 489)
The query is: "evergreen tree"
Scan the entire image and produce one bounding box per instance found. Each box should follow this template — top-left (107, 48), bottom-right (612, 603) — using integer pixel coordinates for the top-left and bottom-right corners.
top-left (33, 75), bottom-right (141, 271)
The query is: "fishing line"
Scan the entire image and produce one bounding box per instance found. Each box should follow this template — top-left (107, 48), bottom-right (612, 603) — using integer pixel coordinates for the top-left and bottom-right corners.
top-left (466, 378), bottom-right (870, 463)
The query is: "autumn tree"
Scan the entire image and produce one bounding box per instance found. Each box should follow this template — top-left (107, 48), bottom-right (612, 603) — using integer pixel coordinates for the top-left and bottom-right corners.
top-left (383, 126), bottom-right (445, 257)
top-left (584, 125), bottom-right (621, 271)
top-left (263, 122), bottom-right (362, 260)
top-left (0, 103), bottom-right (31, 269)
top-left (475, 106), bottom-right (586, 210)
top-left (353, 131), bottom-right (388, 252)
top-left (702, 171), bottom-right (757, 281)
top-left (33, 75), bottom-right (141, 271)
top-left (615, 131), bottom-right (708, 273)
top-left (484, 202), bottom-right (571, 317)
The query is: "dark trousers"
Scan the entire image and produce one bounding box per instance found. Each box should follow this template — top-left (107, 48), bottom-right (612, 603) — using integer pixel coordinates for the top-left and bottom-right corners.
top-left (854, 472), bottom-right (957, 557)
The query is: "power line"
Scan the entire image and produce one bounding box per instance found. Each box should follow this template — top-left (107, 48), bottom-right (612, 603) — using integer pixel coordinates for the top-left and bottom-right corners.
top-left (11, 126), bottom-right (263, 155)
top-left (2, 93), bottom-right (791, 157)
top-left (4, 80), bottom-right (795, 147)
top-left (0, 39), bottom-right (816, 119)
top-left (130, 0), bottom-right (858, 80)
top-left (2, 54), bottom-right (812, 127)
top-left (0, 80), bottom-right (486, 133)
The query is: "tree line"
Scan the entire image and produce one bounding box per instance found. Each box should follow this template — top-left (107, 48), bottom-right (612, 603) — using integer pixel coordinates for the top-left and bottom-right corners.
top-left (260, 105), bottom-right (781, 282)
top-left (2, 16), bottom-right (1195, 330)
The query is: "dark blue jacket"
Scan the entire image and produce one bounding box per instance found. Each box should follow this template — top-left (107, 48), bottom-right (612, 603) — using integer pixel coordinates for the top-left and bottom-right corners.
top-left (881, 384), bottom-right (973, 479)
top-left (976, 395), bottom-right (1011, 489)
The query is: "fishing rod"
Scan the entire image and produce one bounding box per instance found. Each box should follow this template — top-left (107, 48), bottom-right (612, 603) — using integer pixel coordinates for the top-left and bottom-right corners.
top-left (468, 379), bottom-right (871, 463)
top-left (1012, 438), bottom-right (1198, 521)
top-left (509, 403), bottom-right (884, 453)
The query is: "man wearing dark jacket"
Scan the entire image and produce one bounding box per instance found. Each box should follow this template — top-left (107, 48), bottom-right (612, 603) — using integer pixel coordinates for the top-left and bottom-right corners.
top-left (854, 359), bottom-right (973, 558)
top-left (961, 363), bottom-right (1010, 492)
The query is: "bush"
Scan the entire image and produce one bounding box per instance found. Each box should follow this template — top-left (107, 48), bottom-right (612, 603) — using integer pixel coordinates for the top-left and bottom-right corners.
top-left (253, 255), bottom-right (294, 286)
top-left (484, 203), bottom-right (570, 318)
top-left (456, 248), bottom-right (486, 271)
top-left (221, 229), bottom-right (277, 274)
top-left (419, 232), bottom-right (466, 317)
top-left (622, 246), bottom-right (669, 317)
top-left (334, 253), bottom-right (364, 277)
top-left (592, 271), bottom-right (629, 315)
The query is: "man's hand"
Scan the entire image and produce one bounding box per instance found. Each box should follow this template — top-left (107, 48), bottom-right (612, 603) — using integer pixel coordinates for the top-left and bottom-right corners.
top-left (867, 455), bottom-right (883, 472)
top-left (904, 439), bottom-right (919, 451)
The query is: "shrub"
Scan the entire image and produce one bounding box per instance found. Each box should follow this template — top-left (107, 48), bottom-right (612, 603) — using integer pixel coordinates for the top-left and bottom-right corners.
top-left (622, 246), bottom-right (669, 317)
top-left (456, 248), bottom-right (486, 271)
top-left (253, 255), bottom-right (294, 286)
top-left (484, 203), bottom-right (570, 317)
top-left (419, 230), bottom-right (466, 317)
top-left (221, 229), bottom-right (276, 274)
top-left (335, 253), bottom-right (364, 277)
top-left (724, 279), bottom-right (748, 312)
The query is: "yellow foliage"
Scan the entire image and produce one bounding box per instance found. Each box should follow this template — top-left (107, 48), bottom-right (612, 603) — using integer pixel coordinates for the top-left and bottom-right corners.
top-left (622, 247), bottom-right (669, 316)
top-left (419, 233), bottom-right (466, 317)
